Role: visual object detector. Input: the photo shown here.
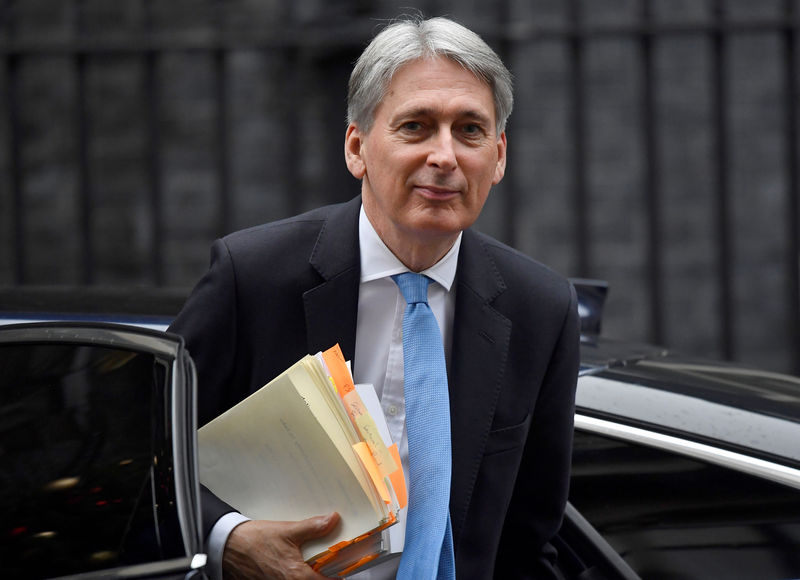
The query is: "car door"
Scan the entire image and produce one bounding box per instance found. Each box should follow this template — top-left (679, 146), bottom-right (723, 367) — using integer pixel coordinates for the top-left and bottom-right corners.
top-left (0, 323), bottom-right (206, 579)
top-left (569, 424), bottom-right (800, 579)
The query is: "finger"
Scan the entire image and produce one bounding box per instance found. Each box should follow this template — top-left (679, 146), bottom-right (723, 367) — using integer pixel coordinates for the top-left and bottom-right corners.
top-left (285, 512), bottom-right (341, 545)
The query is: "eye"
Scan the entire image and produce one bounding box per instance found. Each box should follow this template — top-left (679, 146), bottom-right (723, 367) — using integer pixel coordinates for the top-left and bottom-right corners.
top-left (401, 121), bottom-right (423, 132)
top-left (460, 123), bottom-right (486, 138)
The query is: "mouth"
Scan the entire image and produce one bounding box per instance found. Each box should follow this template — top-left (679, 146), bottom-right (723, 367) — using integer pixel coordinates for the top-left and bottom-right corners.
top-left (414, 185), bottom-right (461, 200)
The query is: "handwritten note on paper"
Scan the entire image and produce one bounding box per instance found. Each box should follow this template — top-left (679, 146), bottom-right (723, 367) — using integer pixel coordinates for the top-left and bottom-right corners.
top-left (356, 383), bottom-right (408, 555)
top-left (322, 345), bottom-right (398, 478)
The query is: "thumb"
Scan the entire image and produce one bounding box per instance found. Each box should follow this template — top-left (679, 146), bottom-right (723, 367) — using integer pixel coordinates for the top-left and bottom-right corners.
top-left (286, 512), bottom-right (341, 545)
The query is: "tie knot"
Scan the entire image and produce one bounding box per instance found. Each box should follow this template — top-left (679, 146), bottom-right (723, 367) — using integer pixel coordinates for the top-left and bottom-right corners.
top-left (392, 272), bottom-right (431, 305)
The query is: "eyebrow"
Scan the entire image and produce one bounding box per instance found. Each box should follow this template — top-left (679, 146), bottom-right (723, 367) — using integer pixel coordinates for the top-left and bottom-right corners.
top-left (392, 107), bottom-right (493, 127)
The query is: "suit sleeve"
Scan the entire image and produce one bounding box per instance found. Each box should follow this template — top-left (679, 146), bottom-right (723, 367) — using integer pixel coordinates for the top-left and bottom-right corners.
top-left (495, 283), bottom-right (580, 578)
top-left (168, 239), bottom-right (240, 536)
top-left (169, 239), bottom-right (239, 428)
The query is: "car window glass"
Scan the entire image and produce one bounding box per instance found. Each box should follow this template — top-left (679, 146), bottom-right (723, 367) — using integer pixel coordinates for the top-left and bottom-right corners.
top-left (570, 429), bottom-right (800, 579)
top-left (0, 342), bottom-right (184, 578)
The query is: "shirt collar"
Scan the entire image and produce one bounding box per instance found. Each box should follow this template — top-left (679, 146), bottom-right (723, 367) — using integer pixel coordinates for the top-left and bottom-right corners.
top-left (359, 204), bottom-right (460, 291)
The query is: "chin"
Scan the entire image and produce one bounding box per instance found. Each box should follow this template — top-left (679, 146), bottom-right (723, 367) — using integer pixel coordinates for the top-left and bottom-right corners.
top-left (413, 207), bottom-right (474, 228)
top-left (407, 220), bottom-right (465, 241)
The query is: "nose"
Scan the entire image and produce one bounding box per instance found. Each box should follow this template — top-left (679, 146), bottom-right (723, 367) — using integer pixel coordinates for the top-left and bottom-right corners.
top-left (427, 129), bottom-right (457, 171)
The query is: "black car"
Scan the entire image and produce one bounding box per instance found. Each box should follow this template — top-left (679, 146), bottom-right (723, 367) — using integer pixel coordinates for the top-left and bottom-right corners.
top-left (564, 280), bottom-right (800, 579)
top-left (1, 283), bottom-right (799, 579)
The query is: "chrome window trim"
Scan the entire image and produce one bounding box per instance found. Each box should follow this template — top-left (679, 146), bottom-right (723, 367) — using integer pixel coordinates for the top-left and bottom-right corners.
top-left (0, 316), bottom-right (170, 332)
top-left (171, 353), bottom-right (204, 557)
top-left (575, 414), bottom-right (800, 491)
top-left (0, 323), bottom-right (176, 355)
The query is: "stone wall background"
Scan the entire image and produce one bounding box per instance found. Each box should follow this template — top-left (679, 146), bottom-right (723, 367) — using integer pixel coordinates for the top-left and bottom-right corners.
top-left (2, 0), bottom-right (799, 374)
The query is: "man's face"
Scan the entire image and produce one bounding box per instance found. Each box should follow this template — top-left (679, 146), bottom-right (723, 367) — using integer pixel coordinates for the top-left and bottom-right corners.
top-left (345, 57), bottom-right (507, 261)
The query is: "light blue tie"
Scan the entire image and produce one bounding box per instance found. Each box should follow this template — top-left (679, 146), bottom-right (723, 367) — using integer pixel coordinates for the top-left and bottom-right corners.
top-left (392, 272), bottom-right (456, 580)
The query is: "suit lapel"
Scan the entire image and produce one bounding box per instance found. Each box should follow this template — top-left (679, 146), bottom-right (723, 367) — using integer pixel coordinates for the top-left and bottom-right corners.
top-left (448, 230), bottom-right (512, 545)
top-left (303, 197), bottom-right (362, 362)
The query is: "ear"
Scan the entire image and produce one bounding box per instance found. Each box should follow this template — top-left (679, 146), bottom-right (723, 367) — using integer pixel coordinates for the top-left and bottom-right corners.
top-left (492, 131), bottom-right (507, 185)
top-left (344, 123), bottom-right (367, 179)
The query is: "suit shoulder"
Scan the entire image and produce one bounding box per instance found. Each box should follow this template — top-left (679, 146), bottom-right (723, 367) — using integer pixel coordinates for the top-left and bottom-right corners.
top-left (469, 230), bottom-right (572, 297)
top-left (218, 200), bottom-right (356, 262)
top-left (221, 204), bottom-right (330, 248)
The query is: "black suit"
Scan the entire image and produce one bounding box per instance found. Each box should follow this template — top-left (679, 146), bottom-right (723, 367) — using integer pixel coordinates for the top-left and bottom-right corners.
top-left (169, 196), bottom-right (580, 578)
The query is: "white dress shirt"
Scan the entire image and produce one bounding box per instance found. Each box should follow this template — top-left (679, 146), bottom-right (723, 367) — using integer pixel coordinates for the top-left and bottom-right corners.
top-left (205, 204), bottom-right (460, 579)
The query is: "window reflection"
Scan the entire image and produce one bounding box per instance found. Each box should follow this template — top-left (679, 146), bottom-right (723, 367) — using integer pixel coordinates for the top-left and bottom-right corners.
top-left (0, 343), bottom-right (180, 578)
top-left (570, 430), bottom-right (800, 579)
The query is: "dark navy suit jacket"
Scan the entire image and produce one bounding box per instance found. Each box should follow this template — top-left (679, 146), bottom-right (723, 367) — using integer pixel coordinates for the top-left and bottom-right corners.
top-left (169, 196), bottom-right (580, 579)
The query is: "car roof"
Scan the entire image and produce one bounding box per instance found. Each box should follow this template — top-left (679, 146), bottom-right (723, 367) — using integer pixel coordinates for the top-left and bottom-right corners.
top-left (578, 337), bottom-right (800, 467)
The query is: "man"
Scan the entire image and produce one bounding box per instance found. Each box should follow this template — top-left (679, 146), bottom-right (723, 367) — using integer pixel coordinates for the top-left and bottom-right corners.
top-left (170, 16), bottom-right (579, 579)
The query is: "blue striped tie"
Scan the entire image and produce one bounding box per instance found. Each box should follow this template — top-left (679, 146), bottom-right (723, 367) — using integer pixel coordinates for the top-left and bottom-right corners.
top-left (392, 272), bottom-right (456, 580)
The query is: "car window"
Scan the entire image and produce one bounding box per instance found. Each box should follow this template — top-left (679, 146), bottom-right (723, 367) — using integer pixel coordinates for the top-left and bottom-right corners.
top-left (0, 339), bottom-right (190, 578)
top-left (570, 429), bottom-right (800, 579)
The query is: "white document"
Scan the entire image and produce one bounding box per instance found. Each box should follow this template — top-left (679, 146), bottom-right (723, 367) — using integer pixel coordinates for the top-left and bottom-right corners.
top-left (198, 360), bottom-right (388, 563)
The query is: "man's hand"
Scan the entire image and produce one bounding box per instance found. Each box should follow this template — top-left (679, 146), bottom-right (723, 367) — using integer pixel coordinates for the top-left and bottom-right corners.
top-left (221, 513), bottom-right (341, 580)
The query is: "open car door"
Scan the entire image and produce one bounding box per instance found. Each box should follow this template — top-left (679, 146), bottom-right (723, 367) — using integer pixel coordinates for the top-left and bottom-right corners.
top-left (0, 323), bottom-right (206, 579)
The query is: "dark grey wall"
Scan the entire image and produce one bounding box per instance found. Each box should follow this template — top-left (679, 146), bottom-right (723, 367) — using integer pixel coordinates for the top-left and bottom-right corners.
top-left (2, 0), bottom-right (799, 375)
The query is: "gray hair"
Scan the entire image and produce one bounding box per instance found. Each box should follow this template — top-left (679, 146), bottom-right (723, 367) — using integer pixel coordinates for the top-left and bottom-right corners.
top-left (347, 16), bottom-right (513, 134)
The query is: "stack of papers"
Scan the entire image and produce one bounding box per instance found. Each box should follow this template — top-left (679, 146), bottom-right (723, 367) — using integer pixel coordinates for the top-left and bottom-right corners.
top-left (198, 344), bottom-right (406, 577)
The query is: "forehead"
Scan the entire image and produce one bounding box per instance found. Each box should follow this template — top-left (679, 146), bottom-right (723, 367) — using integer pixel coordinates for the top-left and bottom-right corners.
top-left (379, 57), bottom-right (496, 120)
